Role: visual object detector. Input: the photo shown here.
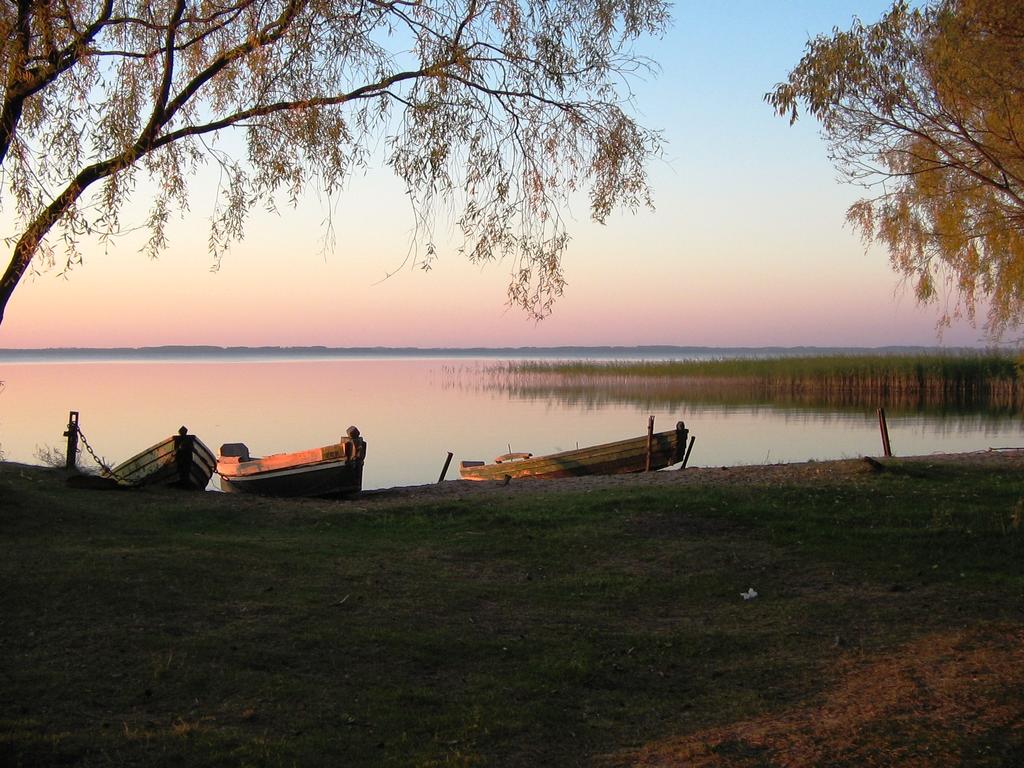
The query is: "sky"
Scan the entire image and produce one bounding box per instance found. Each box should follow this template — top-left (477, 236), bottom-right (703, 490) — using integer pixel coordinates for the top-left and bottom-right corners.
top-left (0, 1), bottom-right (997, 349)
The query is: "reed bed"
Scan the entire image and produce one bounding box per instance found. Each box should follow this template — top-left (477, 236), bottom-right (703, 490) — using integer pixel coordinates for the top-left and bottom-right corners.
top-left (489, 353), bottom-right (1024, 414)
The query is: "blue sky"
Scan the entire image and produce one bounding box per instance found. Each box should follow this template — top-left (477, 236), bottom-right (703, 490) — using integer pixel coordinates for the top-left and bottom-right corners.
top-left (0, 0), bottom-right (995, 348)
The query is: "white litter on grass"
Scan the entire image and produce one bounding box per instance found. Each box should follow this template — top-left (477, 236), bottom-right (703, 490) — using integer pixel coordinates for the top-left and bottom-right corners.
top-left (741, 588), bottom-right (758, 600)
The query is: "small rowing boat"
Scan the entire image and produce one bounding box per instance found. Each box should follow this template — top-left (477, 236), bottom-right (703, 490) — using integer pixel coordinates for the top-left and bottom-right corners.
top-left (217, 427), bottom-right (367, 497)
top-left (459, 420), bottom-right (690, 481)
top-left (106, 427), bottom-right (215, 490)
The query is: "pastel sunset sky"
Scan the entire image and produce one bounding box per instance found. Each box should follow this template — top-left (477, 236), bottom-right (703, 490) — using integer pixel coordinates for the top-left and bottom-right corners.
top-left (0, 1), bottom-right (993, 349)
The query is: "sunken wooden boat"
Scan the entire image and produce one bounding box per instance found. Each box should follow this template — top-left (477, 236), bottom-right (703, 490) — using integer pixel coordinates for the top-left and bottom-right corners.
top-left (217, 427), bottom-right (367, 497)
top-left (105, 427), bottom-right (216, 490)
top-left (460, 421), bottom-right (690, 481)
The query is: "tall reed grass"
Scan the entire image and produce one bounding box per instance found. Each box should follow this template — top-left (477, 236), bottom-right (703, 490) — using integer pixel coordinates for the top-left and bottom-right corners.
top-left (493, 353), bottom-right (1024, 413)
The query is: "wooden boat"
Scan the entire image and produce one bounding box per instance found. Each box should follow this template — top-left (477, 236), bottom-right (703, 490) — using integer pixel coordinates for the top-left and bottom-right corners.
top-left (460, 421), bottom-right (690, 481)
top-left (217, 427), bottom-right (367, 497)
top-left (105, 427), bottom-right (216, 490)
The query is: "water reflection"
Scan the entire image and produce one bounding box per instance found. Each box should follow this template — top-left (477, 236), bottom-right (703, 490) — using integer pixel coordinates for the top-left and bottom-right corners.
top-left (1, 358), bottom-right (1022, 490)
top-left (454, 364), bottom-right (1024, 462)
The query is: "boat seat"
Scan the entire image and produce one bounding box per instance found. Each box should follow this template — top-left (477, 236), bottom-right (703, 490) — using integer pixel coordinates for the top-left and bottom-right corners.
top-left (494, 452), bottom-right (532, 463)
top-left (220, 443), bottom-right (251, 461)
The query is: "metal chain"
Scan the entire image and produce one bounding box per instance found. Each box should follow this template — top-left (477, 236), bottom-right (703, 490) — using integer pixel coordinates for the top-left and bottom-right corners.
top-left (76, 425), bottom-right (118, 478)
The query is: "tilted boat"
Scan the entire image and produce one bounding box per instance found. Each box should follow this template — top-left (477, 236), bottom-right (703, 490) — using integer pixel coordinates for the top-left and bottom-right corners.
top-left (459, 421), bottom-right (690, 481)
top-left (217, 427), bottom-right (367, 497)
top-left (105, 427), bottom-right (216, 490)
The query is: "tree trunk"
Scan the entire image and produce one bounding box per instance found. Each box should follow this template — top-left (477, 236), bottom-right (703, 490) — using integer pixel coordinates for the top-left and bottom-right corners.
top-left (0, 225), bottom-right (48, 326)
top-left (0, 178), bottom-right (101, 325)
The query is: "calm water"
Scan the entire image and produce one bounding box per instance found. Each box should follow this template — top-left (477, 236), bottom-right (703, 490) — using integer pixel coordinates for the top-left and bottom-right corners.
top-left (2, 356), bottom-right (1022, 489)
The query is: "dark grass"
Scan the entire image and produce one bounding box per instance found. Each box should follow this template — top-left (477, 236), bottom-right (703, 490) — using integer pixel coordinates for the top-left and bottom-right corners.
top-left (1, 460), bottom-right (1022, 766)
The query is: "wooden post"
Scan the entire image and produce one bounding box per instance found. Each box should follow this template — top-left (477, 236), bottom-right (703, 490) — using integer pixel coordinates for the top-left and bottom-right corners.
top-left (174, 426), bottom-right (193, 486)
top-left (877, 407), bottom-right (893, 457)
top-left (645, 415), bottom-right (655, 472)
top-left (437, 451), bottom-right (454, 483)
top-left (63, 411), bottom-right (79, 470)
top-left (682, 434), bottom-right (696, 468)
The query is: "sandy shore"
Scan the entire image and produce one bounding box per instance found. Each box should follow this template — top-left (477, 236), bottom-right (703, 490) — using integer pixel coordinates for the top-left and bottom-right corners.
top-left (6, 448), bottom-right (1020, 509)
top-left (354, 448), bottom-right (1024, 506)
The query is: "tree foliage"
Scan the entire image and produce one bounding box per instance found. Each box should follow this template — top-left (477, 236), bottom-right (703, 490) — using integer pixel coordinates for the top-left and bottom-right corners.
top-left (0, 0), bottom-right (669, 325)
top-left (767, 0), bottom-right (1024, 337)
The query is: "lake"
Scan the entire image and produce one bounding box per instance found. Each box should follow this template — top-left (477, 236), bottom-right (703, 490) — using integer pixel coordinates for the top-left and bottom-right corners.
top-left (2, 354), bottom-right (1022, 489)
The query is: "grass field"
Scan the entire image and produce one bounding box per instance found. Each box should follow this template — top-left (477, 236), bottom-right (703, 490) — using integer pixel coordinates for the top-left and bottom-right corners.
top-left (1, 457), bottom-right (1022, 766)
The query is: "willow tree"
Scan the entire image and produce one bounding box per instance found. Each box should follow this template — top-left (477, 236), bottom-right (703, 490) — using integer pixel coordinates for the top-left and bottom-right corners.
top-left (0, 0), bottom-right (668, 325)
top-left (767, 0), bottom-right (1024, 337)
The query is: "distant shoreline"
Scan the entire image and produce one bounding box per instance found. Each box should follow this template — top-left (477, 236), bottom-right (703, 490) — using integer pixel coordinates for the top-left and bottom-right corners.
top-left (0, 344), bottom-right (965, 362)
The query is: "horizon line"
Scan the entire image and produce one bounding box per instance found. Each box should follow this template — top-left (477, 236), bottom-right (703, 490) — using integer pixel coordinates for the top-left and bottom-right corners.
top-left (0, 342), bottom-right (978, 357)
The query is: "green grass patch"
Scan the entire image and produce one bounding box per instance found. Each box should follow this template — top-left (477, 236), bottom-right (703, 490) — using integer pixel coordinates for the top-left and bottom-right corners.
top-left (1, 460), bottom-right (1022, 766)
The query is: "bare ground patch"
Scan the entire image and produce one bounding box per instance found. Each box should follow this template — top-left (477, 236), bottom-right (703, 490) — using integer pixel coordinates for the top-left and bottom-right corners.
top-left (606, 626), bottom-right (1024, 767)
